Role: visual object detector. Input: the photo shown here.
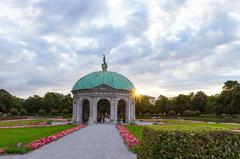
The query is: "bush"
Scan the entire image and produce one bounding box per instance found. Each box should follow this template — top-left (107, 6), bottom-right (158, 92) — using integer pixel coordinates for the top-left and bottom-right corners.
top-left (168, 111), bottom-right (176, 116)
top-left (38, 109), bottom-right (45, 115)
top-left (51, 110), bottom-right (58, 116)
top-left (183, 110), bottom-right (193, 116)
top-left (9, 108), bottom-right (18, 116)
top-left (19, 109), bottom-right (27, 115)
top-left (0, 112), bottom-right (2, 117)
top-left (193, 110), bottom-right (201, 116)
top-left (5, 146), bottom-right (31, 154)
top-left (232, 114), bottom-right (240, 119)
top-left (62, 109), bottom-right (69, 114)
top-left (137, 127), bottom-right (240, 159)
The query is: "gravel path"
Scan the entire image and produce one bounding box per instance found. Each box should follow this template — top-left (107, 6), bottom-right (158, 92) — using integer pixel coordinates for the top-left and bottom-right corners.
top-left (0, 124), bottom-right (136, 159)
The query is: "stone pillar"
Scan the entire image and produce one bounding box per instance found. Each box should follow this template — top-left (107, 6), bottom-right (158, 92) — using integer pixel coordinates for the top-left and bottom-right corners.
top-left (114, 98), bottom-right (118, 122)
top-left (72, 95), bottom-right (76, 123)
top-left (129, 101), bottom-right (133, 123)
top-left (110, 98), bottom-right (117, 123)
top-left (126, 99), bottom-right (131, 123)
top-left (72, 103), bottom-right (75, 123)
top-left (88, 98), bottom-right (94, 124)
top-left (76, 98), bottom-right (83, 123)
top-left (125, 99), bottom-right (129, 123)
top-left (133, 99), bottom-right (136, 121)
top-left (92, 98), bottom-right (98, 123)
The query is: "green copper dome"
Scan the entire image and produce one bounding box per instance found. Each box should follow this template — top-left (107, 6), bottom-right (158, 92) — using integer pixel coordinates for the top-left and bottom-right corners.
top-left (72, 71), bottom-right (135, 92)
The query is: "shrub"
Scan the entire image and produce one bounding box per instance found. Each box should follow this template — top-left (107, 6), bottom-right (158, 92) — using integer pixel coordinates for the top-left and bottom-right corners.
top-left (20, 109), bottom-right (27, 115)
top-left (5, 146), bottom-right (31, 154)
top-left (51, 110), bottom-right (58, 116)
top-left (168, 111), bottom-right (176, 116)
top-left (193, 110), bottom-right (201, 116)
top-left (62, 109), bottom-right (69, 114)
top-left (137, 127), bottom-right (240, 159)
top-left (9, 108), bottom-right (18, 116)
top-left (183, 110), bottom-right (193, 116)
top-left (232, 114), bottom-right (240, 119)
top-left (0, 112), bottom-right (2, 117)
top-left (38, 109), bottom-right (45, 115)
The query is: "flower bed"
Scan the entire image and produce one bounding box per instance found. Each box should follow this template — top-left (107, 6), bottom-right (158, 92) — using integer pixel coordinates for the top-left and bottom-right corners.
top-left (0, 148), bottom-right (4, 154)
top-left (0, 123), bottom-right (50, 129)
top-left (116, 124), bottom-right (140, 148)
top-left (29, 124), bottom-right (86, 150)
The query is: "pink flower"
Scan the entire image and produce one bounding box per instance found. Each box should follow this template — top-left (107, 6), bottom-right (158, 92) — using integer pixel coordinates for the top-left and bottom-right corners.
top-left (29, 124), bottom-right (86, 150)
top-left (116, 124), bottom-right (140, 148)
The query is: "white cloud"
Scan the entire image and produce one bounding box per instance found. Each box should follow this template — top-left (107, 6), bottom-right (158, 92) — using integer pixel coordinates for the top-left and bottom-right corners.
top-left (0, 0), bottom-right (239, 98)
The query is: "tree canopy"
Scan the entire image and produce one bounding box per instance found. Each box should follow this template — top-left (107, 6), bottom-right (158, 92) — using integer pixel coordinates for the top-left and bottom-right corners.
top-left (0, 89), bottom-right (72, 114)
top-left (136, 80), bottom-right (240, 116)
top-left (1, 80), bottom-right (240, 116)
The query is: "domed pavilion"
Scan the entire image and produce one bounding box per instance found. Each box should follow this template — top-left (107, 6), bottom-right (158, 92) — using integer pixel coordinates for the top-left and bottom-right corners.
top-left (72, 55), bottom-right (136, 124)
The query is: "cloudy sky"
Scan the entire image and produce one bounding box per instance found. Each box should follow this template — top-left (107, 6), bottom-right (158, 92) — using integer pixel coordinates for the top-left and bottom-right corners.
top-left (0, 0), bottom-right (240, 98)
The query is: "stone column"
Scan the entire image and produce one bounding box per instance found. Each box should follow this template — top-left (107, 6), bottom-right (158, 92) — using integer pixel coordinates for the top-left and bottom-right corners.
top-left (72, 95), bottom-right (76, 123)
top-left (72, 103), bottom-right (75, 123)
top-left (114, 98), bottom-right (118, 122)
top-left (126, 99), bottom-right (131, 123)
top-left (88, 98), bottom-right (94, 124)
top-left (133, 99), bottom-right (136, 121)
top-left (129, 101), bottom-right (133, 123)
top-left (92, 98), bottom-right (98, 123)
top-left (110, 98), bottom-right (117, 123)
top-left (76, 98), bottom-right (83, 123)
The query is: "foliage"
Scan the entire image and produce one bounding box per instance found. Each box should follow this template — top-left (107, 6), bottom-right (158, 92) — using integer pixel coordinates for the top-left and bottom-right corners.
top-left (38, 109), bottom-right (45, 115)
top-left (0, 89), bottom-right (72, 116)
top-left (136, 95), bottom-right (155, 115)
top-left (1, 80), bottom-right (240, 117)
top-left (168, 111), bottom-right (176, 116)
top-left (194, 110), bottom-right (201, 116)
top-left (192, 91), bottom-right (207, 113)
top-left (137, 127), bottom-right (240, 159)
top-left (183, 110), bottom-right (193, 116)
top-left (62, 108), bottom-right (69, 114)
top-left (182, 110), bottom-right (201, 116)
top-left (9, 108), bottom-right (18, 115)
top-left (5, 146), bottom-right (31, 154)
top-left (126, 122), bottom-right (240, 141)
top-left (19, 108), bottom-right (27, 115)
top-left (0, 89), bottom-right (22, 113)
top-left (136, 80), bottom-right (240, 117)
top-left (51, 109), bottom-right (58, 116)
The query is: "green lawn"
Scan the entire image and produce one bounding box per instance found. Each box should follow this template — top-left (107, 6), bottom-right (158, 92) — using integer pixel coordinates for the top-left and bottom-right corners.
top-left (0, 124), bottom-right (75, 152)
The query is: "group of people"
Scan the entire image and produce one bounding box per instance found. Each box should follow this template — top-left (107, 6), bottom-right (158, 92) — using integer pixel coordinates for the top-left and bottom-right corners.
top-left (98, 114), bottom-right (111, 123)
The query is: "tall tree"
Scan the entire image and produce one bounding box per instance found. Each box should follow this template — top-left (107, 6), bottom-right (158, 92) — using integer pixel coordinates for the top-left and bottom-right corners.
top-left (173, 94), bottom-right (191, 114)
top-left (192, 91), bottom-right (208, 113)
top-left (156, 95), bottom-right (171, 113)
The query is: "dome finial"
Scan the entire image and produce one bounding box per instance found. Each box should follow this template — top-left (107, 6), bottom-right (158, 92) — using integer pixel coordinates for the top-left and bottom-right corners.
top-left (102, 54), bottom-right (108, 71)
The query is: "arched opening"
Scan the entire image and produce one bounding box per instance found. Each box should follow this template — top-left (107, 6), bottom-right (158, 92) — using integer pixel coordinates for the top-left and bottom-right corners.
top-left (82, 99), bottom-right (90, 123)
top-left (97, 99), bottom-right (110, 123)
top-left (117, 99), bottom-right (126, 123)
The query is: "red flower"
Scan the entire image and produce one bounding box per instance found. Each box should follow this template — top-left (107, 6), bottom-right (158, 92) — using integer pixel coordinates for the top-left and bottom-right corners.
top-left (29, 125), bottom-right (86, 150)
top-left (116, 124), bottom-right (140, 148)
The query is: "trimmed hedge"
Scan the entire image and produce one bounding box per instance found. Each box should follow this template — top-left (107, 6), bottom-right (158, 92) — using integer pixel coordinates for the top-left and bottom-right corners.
top-left (137, 127), bottom-right (240, 159)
